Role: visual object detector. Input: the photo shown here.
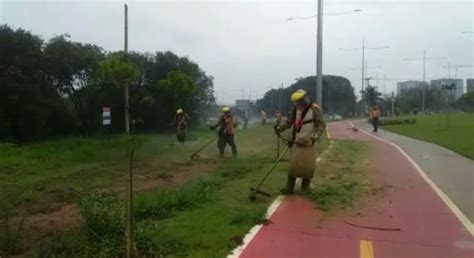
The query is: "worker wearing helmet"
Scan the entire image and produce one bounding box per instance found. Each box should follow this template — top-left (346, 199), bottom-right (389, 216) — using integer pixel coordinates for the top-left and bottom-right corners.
top-left (171, 108), bottom-right (190, 143)
top-left (274, 110), bottom-right (282, 127)
top-left (261, 110), bottom-right (267, 126)
top-left (275, 89), bottom-right (325, 194)
top-left (210, 107), bottom-right (238, 157)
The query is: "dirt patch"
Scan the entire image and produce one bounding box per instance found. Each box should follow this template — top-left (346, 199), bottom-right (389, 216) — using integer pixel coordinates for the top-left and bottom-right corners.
top-left (6, 158), bottom-right (218, 250)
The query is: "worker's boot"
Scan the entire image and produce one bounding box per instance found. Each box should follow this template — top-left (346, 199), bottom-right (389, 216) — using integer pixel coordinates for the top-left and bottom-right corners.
top-left (280, 176), bottom-right (296, 195)
top-left (301, 178), bottom-right (311, 192)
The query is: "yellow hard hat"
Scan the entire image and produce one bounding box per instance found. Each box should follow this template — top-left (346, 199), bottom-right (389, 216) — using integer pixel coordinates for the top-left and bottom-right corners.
top-left (222, 106), bottom-right (230, 112)
top-left (291, 89), bottom-right (307, 102)
top-left (176, 108), bottom-right (183, 114)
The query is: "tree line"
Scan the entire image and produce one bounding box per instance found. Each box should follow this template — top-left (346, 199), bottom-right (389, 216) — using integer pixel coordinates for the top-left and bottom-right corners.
top-left (257, 75), bottom-right (357, 117)
top-left (0, 25), bottom-right (215, 143)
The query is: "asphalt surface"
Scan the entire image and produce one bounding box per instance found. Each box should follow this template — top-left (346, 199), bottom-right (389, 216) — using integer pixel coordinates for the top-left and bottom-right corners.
top-left (234, 121), bottom-right (474, 258)
top-left (355, 120), bottom-right (474, 223)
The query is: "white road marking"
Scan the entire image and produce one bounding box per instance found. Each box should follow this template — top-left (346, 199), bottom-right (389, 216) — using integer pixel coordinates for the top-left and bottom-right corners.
top-left (351, 122), bottom-right (474, 236)
top-left (227, 195), bottom-right (285, 258)
top-left (229, 130), bottom-right (334, 257)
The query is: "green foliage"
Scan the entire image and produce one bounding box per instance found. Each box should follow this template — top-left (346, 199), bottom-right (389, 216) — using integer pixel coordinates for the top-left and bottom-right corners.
top-left (380, 118), bottom-right (417, 125)
top-left (0, 25), bottom-right (215, 142)
top-left (456, 91), bottom-right (474, 112)
top-left (382, 114), bottom-right (474, 159)
top-left (96, 56), bottom-right (141, 88)
top-left (257, 75), bottom-right (357, 116)
top-left (134, 179), bottom-right (220, 221)
top-left (362, 85), bottom-right (382, 108)
top-left (77, 192), bottom-right (125, 252)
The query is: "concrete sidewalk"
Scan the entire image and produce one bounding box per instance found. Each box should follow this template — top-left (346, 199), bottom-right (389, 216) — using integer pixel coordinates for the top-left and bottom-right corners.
top-left (356, 120), bottom-right (474, 222)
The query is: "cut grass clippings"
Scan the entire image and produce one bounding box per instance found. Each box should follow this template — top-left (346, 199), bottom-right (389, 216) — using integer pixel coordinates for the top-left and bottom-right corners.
top-left (308, 140), bottom-right (374, 212)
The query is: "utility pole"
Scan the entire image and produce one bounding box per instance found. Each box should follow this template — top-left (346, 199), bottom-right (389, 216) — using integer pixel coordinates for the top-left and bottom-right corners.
top-left (404, 50), bottom-right (445, 114)
top-left (422, 49), bottom-right (426, 114)
top-left (363, 77), bottom-right (372, 112)
top-left (391, 91), bottom-right (395, 117)
top-left (316, 0), bottom-right (324, 110)
top-left (124, 4), bottom-right (130, 135)
top-left (360, 37), bottom-right (365, 117)
top-left (270, 87), bottom-right (274, 113)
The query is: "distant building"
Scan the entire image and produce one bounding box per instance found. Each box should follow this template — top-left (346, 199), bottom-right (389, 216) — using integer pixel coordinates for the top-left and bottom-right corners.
top-left (467, 79), bottom-right (474, 93)
top-left (235, 99), bottom-right (251, 111)
top-left (430, 79), bottom-right (464, 100)
top-left (396, 81), bottom-right (424, 96)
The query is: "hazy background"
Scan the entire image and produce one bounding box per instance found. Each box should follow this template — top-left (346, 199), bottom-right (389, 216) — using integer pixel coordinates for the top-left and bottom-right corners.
top-left (2, 0), bottom-right (473, 104)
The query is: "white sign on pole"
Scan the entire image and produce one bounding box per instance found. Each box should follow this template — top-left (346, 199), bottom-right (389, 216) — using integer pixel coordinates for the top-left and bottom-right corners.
top-left (102, 107), bottom-right (111, 125)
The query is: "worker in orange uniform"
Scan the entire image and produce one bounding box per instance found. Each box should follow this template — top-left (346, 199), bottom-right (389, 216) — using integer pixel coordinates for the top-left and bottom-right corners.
top-left (210, 107), bottom-right (238, 158)
top-left (171, 108), bottom-right (190, 143)
top-left (370, 105), bottom-right (381, 132)
top-left (275, 89), bottom-right (325, 194)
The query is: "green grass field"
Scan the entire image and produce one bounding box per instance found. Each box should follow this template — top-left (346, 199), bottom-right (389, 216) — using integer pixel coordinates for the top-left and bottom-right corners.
top-left (382, 113), bottom-right (474, 159)
top-left (0, 125), bottom-right (372, 257)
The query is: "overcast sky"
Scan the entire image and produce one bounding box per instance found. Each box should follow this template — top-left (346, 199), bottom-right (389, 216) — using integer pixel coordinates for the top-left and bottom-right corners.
top-left (2, 0), bottom-right (473, 104)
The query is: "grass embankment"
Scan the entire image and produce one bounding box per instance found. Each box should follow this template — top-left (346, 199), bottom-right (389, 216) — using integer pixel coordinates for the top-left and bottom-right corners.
top-left (381, 113), bottom-right (474, 159)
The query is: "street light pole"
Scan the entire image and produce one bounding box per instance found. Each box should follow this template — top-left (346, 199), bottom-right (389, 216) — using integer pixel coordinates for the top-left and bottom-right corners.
top-left (422, 49), bottom-right (426, 114)
top-left (124, 4), bottom-right (130, 135)
top-left (404, 51), bottom-right (445, 114)
top-left (361, 37), bottom-right (365, 117)
top-left (316, 0), bottom-right (324, 109)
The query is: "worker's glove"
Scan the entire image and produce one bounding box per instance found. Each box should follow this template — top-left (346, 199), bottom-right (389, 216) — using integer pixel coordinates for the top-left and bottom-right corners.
top-left (209, 125), bottom-right (216, 131)
top-left (273, 125), bottom-right (281, 135)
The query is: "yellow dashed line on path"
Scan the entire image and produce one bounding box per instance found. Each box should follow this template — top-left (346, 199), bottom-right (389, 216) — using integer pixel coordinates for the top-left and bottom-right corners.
top-left (360, 240), bottom-right (374, 258)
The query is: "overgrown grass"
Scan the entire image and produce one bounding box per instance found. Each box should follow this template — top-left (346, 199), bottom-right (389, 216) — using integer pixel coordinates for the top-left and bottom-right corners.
top-left (308, 140), bottom-right (374, 212)
top-left (23, 125), bottom-right (329, 257)
top-left (381, 113), bottom-right (474, 159)
top-left (0, 130), bottom-right (215, 216)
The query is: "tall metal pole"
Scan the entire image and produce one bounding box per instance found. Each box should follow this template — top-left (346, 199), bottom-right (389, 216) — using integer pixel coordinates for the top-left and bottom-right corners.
top-left (360, 37), bottom-right (365, 117)
top-left (422, 49), bottom-right (426, 113)
top-left (124, 4), bottom-right (130, 135)
top-left (316, 0), bottom-right (323, 110)
top-left (124, 4), bottom-right (134, 258)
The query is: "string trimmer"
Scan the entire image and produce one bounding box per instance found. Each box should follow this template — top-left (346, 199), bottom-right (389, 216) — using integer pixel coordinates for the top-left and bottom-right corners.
top-left (248, 133), bottom-right (319, 202)
top-left (190, 133), bottom-right (218, 159)
top-left (249, 145), bottom-right (290, 201)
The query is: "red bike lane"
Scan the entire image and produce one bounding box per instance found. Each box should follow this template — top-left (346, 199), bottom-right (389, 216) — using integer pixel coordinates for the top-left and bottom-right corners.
top-left (236, 121), bottom-right (474, 258)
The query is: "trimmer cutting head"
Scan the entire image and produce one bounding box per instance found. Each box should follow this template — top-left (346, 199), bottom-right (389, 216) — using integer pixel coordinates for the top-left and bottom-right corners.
top-left (249, 187), bottom-right (271, 202)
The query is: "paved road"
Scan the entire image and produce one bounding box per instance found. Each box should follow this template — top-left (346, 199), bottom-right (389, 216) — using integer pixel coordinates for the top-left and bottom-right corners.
top-left (232, 121), bottom-right (473, 258)
top-left (356, 120), bottom-right (474, 222)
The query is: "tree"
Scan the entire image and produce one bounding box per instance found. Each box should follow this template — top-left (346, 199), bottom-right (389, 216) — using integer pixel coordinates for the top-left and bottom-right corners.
top-left (0, 25), bottom-right (76, 142)
top-left (456, 91), bottom-right (474, 112)
top-left (363, 85), bottom-right (382, 108)
top-left (257, 75), bottom-right (357, 117)
top-left (42, 35), bottom-right (104, 134)
top-left (96, 56), bottom-right (141, 134)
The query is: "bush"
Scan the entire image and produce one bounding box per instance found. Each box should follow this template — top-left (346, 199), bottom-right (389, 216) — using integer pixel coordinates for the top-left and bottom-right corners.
top-left (134, 179), bottom-right (220, 221)
top-left (77, 192), bottom-right (125, 256)
top-left (375, 118), bottom-right (416, 126)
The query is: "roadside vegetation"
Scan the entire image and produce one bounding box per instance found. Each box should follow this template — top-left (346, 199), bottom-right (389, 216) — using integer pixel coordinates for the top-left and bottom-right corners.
top-left (382, 113), bottom-right (474, 159)
top-left (0, 124), bottom-right (377, 257)
top-left (1, 125), bottom-right (331, 257)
